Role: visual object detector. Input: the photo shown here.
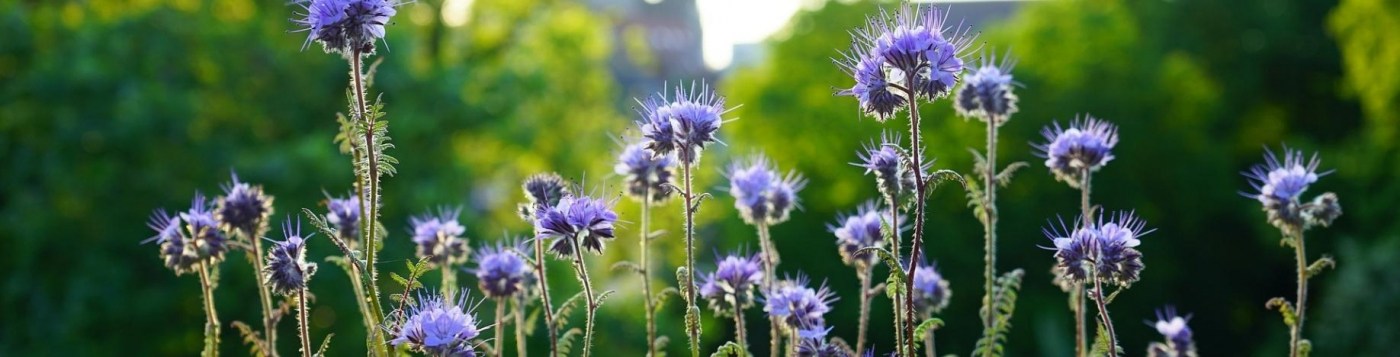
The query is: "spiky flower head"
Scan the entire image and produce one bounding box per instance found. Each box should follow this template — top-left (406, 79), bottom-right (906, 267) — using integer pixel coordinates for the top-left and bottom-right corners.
top-left (410, 208), bottom-right (469, 267)
top-left (180, 193), bottom-right (229, 265)
top-left (836, 51), bottom-right (906, 121)
top-left (146, 209), bottom-right (199, 275)
top-left (325, 194), bottom-right (362, 246)
top-left (1034, 116), bottom-right (1119, 187)
top-left (473, 241), bottom-right (534, 299)
top-left (1147, 306), bottom-right (1197, 357)
top-left (293, 0), bottom-right (401, 57)
top-left (726, 155), bottom-right (807, 226)
top-left (391, 290), bottom-right (482, 357)
top-left (264, 219), bottom-right (317, 295)
top-left (795, 336), bottom-right (852, 357)
top-left (517, 172), bottom-right (572, 221)
top-left (214, 172), bottom-right (275, 235)
top-left (954, 52), bottom-right (1019, 124)
top-left (615, 142), bottom-right (677, 203)
top-left (1045, 212), bottom-right (1149, 287)
top-left (911, 262), bottom-right (951, 315)
top-left (837, 3), bottom-right (973, 116)
top-left (829, 201), bottom-right (896, 269)
top-left (698, 253), bottom-right (765, 315)
top-left (764, 276), bottom-right (837, 338)
top-left (636, 82), bottom-right (729, 166)
top-left (533, 194), bottom-right (619, 258)
top-left (855, 132), bottom-right (925, 206)
top-left (1244, 147), bottom-right (1340, 233)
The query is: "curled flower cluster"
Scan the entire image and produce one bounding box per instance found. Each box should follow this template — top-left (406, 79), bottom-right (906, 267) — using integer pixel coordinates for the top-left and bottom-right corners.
top-left (391, 291), bottom-right (482, 357)
top-left (294, 0), bottom-right (401, 56)
top-left (473, 242), bottom-right (534, 299)
top-left (855, 133), bottom-right (925, 206)
top-left (146, 209), bottom-right (199, 274)
top-left (263, 220), bottom-right (317, 295)
top-left (954, 53), bottom-right (1018, 124)
top-left (838, 3), bottom-right (973, 120)
top-left (1046, 212), bottom-right (1150, 287)
top-left (182, 193), bottom-right (230, 267)
top-left (764, 276), bottom-right (838, 339)
top-left (1034, 116), bottom-right (1119, 187)
top-left (911, 262), bottom-right (951, 315)
top-left (829, 202), bottom-right (895, 269)
top-left (727, 155), bottom-right (807, 226)
top-left (1146, 307), bottom-right (1197, 357)
top-left (1244, 148), bottom-right (1341, 233)
top-left (698, 253), bottom-right (765, 314)
top-left (795, 337), bottom-right (853, 357)
top-left (533, 194), bottom-right (619, 258)
top-left (637, 82), bottom-right (729, 166)
top-left (325, 194), bottom-right (362, 245)
top-left (615, 142), bottom-right (677, 203)
top-left (214, 173), bottom-right (275, 234)
top-left (517, 172), bottom-right (572, 221)
top-left (410, 208), bottom-right (469, 267)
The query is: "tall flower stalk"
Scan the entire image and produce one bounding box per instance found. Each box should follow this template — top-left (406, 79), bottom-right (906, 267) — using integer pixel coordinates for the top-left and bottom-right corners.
top-left (198, 262), bottom-right (221, 357)
top-left (726, 154), bottom-right (805, 356)
top-left (214, 174), bottom-right (278, 355)
top-left (409, 207), bottom-right (469, 297)
top-left (518, 172), bottom-right (572, 357)
top-left (147, 193), bottom-right (230, 356)
top-left (829, 201), bottom-right (896, 353)
top-left (615, 140), bottom-right (677, 356)
top-left (473, 241), bottom-right (533, 357)
top-left (1044, 211), bottom-right (1150, 355)
top-left (698, 253), bottom-right (764, 352)
top-left (534, 193), bottom-right (620, 357)
top-left (1243, 147), bottom-right (1341, 357)
top-left (910, 262), bottom-right (951, 357)
top-left (854, 133), bottom-right (920, 354)
top-left (263, 220), bottom-right (318, 357)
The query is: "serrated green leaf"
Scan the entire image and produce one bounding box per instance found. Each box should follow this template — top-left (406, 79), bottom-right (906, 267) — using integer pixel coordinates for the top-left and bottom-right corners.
top-left (653, 287), bottom-right (680, 314)
top-left (314, 333), bottom-right (335, 357)
top-left (557, 328), bottom-right (584, 356)
top-left (1089, 323), bottom-right (1121, 356)
top-left (612, 261), bottom-right (645, 276)
top-left (915, 318), bottom-right (945, 339)
top-left (553, 291), bottom-right (586, 330)
top-left (710, 341), bottom-right (747, 357)
top-left (1266, 297), bottom-right (1298, 327)
top-left (973, 269), bottom-right (1024, 357)
top-left (1306, 256), bottom-right (1336, 278)
top-left (229, 320), bottom-right (268, 357)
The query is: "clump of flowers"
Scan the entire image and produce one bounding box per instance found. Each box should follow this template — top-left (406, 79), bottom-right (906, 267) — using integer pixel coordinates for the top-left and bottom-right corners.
top-left (829, 201), bottom-right (894, 269)
top-left (146, 209), bottom-right (198, 274)
top-left (517, 172), bottom-right (573, 220)
top-left (911, 262), bottom-right (951, 315)
top-left (214, 172), bottom-right (275, 235)
top-left (391, 290), bottom-right (483, 357)
top-left (325, 194), bottom-right (362, 246)
top-left (699, 253), bottom-right (765, 315)
top-left (637, 82), bottom-right (729, 165)
top-left (533, 194), bottom-right (619, 258)
top-left (473, 242), bottom-right (534, 300)
top-left (837, 3), bottom-right (973, 115)
top-left (1034, 116), bottom-right (1119, 187)
top-left (1146, 306), bottom-right (1197, 357)
top-left (180, 193), bottom-right (230, 266)
top-left (410, 208), bottom-right (469, 267)
top-left (954, 52), bottom-right (1019, 124)
top-left (855, 132), bottom-right (922, 206)
top-left (294, 0), bottom-right (402, 56)
top-left (616, 142), bottom-right (677, 203)
top-left (1244, 148), bottom-right (1342, 233)
top-left (263, 220), bottom-right (317, 296)
top-left (796, 337), bottom-right (853, 357)
top-left (764, 276), bottom-right (838, 339)
top-left (1046, 212), bottom-right (1150, 287)
top-left (727, 155), bottom-right (808, 226)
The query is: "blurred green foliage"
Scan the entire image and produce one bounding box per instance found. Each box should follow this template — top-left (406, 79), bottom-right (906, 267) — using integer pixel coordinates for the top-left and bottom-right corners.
top-left (0, 0), bottom-right (1396, 356)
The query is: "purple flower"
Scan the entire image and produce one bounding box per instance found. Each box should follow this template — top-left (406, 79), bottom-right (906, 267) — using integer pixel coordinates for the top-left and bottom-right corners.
top-left (146, 209), bottom-right (199, 275)
top-left (911, 262), bottom-right (951, 315)
top-left (1244, 147), bottom-right (1340, 231)
top-left (1034, 116), bottom-right (1119, 186)
top-left (410, 208), bottom-right (469, 267)
top-left (391, 290), bottom-right (482, 357)
top-left (615, 142), bottom-right (677, 203)
top-left (726, 155), bottom-right (807, 226)
top-left (836, 51), bottom-right (906, 121)
top-left (855, 132), bottom-right (924, 206)
top-left (636, 82), bottom-right (730, 166)
top-left (954, 52), bottom-right (1019, 123)
top-left (796, 336), bottom-right (852, 357)
top-left (533, 194), bottom-right (619, 258)
top-left (839, 3), bottom-right (973, 105)
top-left (764, 276), bottom-right (837, 337)
top-left (1147, 306), bottom-right (1196, 357)
top-left (293, 0), bottom-right (401, 56)
top-left (325, 194), bottom-right (361, 245)
top-left (1045, 212), bottom-right (1149, 287)
top-left (517, 172), bottom-right (572, 221)
top-left (829, 201), bottom-right (895, 268)
top-left (214, 172), bottom-right (275, 234)
top-left (180, 193), bottom-right (229, 265)
top-left (264, 219), bottom-right (317, 295)
top-left (473, 242), bottom-right (534, 299)
top-left (698, 253), bottom-right (765, 314)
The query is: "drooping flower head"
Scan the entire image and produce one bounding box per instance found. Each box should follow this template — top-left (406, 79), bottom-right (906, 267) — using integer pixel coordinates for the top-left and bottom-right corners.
top-left (214, 172), bottom-right (275, 235)
top-left (264, 219), bottom-right (317, 295)
top-left (836, 50), bottom-right (906, 121)
top-left (293, 0), bottom-right (402, 56)
top-left (1044, 211), bottom-right (1150, 287)
top-left (473, 241), bottom-right (535, 299)
top-left (829, 201), bottom-right (898, 269)
top-left (325, 193), bottom-right (362, 246)
top-left (1034, 115), bottom-right (1119, 186)
top-left (954, 51), bottom-right (1019, 124)
top-left (636, 82), bottom-right (730, 166)
top-left (180, 192), bottom-right (229, 265)
top-left (391, 290), bottom-right (482, 357)
top-left (838, 3), bottom-right (974, 115)
top-left (698, 252), bottom-right (765, 314)
top-left (146, 209), bottom-right (199, 275)
top-left (517, 172), bottom-right (573, 221)
top-left (615, 141), bottom-right (677, 203)
top-left (764, 275), bottom-right (838, 338)
top-left (1244, 147), bottom-right (1340, 232)
top-left (855, 132), bottom-right (926, 206)
top-left (534, 194), bottom-right (619, 258)
top-left (1146, 306), bottom-right (1196, 357)
top-left (410, 207), bottom-right (469, 267)
top-left (911, 261), bottom-right (951, 315)
top-left (726, 155), bottom-right (807, 226)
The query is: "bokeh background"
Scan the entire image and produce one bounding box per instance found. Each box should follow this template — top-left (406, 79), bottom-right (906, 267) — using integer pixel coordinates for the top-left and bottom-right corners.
top-left (3, 0), bottom-right (1398, 355)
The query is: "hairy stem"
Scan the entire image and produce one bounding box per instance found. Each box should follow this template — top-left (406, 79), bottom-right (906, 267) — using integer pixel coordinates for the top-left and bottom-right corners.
top-left (571, 234), bottom-right (598, 357)
top-left (298, 289), bottom-right (312, 357)
top-left (1290, 230), bottom-right (1308, 357)
top-left (241, 228), bottom-right (278, 357)
top-left (886, 193), bottom-right (906, 357)
top-left (1090, 269), bottom-right (1117, 355)
top-left (856, 266), bottom-right (873, 353)
top-left (349, 50), bottom-right (388, 356)
top-left (980, 117), bottom-right (1000, 332)
top-left (532, 232), bottom-right (558, 356)
top-left (514, 296), bottom-right (528, 357)
top-left (902, 78), bottom-right (928, 356)
top-left (682, 161), bottom-right (701, 357)
top-left (757, 224), bottom-right (781, 357)
top-left (924, 326), bottom-right (936, 357)
top-left (1076, 169), bottom-right (1093, 357)
top-left (343, 256), bottom-right (374, 341)
top-left (442, 265), bottom-right (457, 299)
top-left (640, 190), bottom-right (658, 357)
top-left (733, 307), bottom-right (748, 350)
top-left (495, 299), bottom-right (506, 357)
top-left (198, 262), bottom-right (221, 357)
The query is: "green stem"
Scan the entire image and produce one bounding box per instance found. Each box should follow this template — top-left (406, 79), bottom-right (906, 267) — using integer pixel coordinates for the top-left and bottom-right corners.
top-left (856, 266), bottom-right (872, 353)
top-left (495, 299), bottom-right (506, 357)
top-left (640, 189), bottom-right (658, 357)
top-left (533, 230), bottom-right (558, 357)
top-left (242, 228), bottom-right (278, 357)
top-left (757, 224), bottom-right (781, 357)
top-left (902, 77), bottom-right (928, 356)
top-left (198, 262), bottom-right (221, 357)
top-left (1076, 169), bottom-right (1093, 357)
top-left (349, 49), bottom-right (388, 356)
top-left (1290, 230), bottom-right (1308, 357)
top-left (923, 322), bottom-right (935, 357)
top-left (981, 117), bottom-right (1000, 333)
top-left (886, 193), bottom-right (906, 357)
top-left (571, 233), bottom-right (598, 357)
top-left (733, 307), bottom-right (748, 351)
top-left (1090, 267), bottom-right (1117, 355)
top-left (682, 160), bottom-right (701, 357)
top-left (298, 289), bottom-right (312, 357)
top-left (514, 296), bottom-right (528, 357)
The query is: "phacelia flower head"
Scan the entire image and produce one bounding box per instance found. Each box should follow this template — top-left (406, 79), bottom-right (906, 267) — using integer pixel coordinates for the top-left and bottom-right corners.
top-left (954, 51), bottom-right (1019, 124)
top-left (214, 172), bottom-right (275, 234)
top-left (1034, 115), bottom-right (1119, 187)
top-left (829, 201), bottom-right (897, 269)
top-left (698, 252), bottom-right (765, 314)
top-left (636, 82), bottom-right (730, 166)
top-left (795, 336), bottom-right (853, 357)
top-left (391, 290), bottom-right (482, 357)
top-left (836, 51), bottom-right (906, 121)
top-left (764, 275), bottom-right (837, 337)
top-left (517, 172), bottom-right (573, 221)
top-left (1244, 147), bottom-right (1340, 233)
top-left (1147, 306), bottom-right (1197, 357)
top-left (1045, 211), bottom-right (1150, 287)
top-left (838, 3), bottom-right (973, 108)
top-left (294, 0), bottom-right (401, 56)
top-left (146, 209), bottom-right (200, 275)
top-left (855, 132), bottom-right (926, 207)
top-left (473, 241), bottom-right (535, 299)
top-left (534, 194), bottom-right (619, 258)
top-left (911, 262), bottom-right (951, 315)
top-left (615, 142), bottom-right (677, 203)
top-left (264, 219), bottom-right (318, 295)
top-left (410, 207), bottom-right (469, 267)
top-left (325, 193), bottom-right (362, 245)
top-left (726, 155), bottom-right (808, 226)
top-left (181, 193), bottom-right (230, 265)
